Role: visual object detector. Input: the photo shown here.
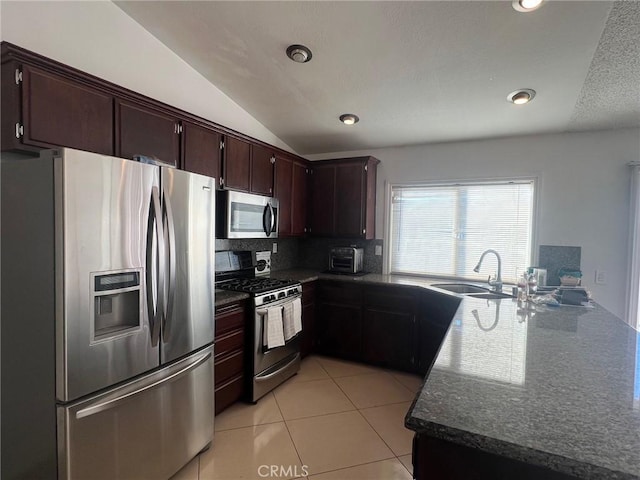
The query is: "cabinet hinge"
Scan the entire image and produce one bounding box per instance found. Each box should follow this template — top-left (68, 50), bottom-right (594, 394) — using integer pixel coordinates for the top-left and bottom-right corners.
top-left (15, 123), bottom-right (24, 139)
top-left (270, 156), bottom-right (276, 164)
top-left (362, 229), bottom-right (366, 235)
top-left (364, 165), bottom-right (368, 172)
top-left (220, 140), bottom-right (225, 150)
top-left (15, 69), bottom-right (23, 85)
top-left (219, 177), bottom-right (224, 187)
top-left (178, 124), bottom-right (183, 134)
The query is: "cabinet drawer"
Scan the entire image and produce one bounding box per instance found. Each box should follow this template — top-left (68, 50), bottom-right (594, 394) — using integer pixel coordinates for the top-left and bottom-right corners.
top-left (215, 329), bottom-right (244, 358)
top-left (318, 281), bottom-right (362, 304)
top-left (215, 374), bottom-right (244, 415)
top-left (215, 302), bottom-right (246, 336)
top-left (364, 286), bottom-right (417, 312)
top-left (215, 350), bottom-right (244, 386)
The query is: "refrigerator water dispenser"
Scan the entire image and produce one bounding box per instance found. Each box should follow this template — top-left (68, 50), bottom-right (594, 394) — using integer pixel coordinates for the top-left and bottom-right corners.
top-left (92, 270), bottom-right (142, 341)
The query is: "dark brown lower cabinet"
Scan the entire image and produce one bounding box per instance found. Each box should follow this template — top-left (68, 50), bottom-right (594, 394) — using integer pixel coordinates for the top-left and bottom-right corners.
top-left (412, 435), bottom-right (576, 480)
top-left (301, 281), bottom-right (316, 358)
top-left (314, 280), bottom-right (460, 375)
top-left (214, 300), bottom-right (247, 415)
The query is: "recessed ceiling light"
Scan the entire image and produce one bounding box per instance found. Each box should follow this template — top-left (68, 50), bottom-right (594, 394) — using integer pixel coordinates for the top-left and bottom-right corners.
top-left (512, 0), bottom-right (544, 12)
top-left (339, 114), bottom-right (360, 125)
top-left (286, 44), bottom-right (312, 63)
top-left (507, 89), bottom-right (536, 105)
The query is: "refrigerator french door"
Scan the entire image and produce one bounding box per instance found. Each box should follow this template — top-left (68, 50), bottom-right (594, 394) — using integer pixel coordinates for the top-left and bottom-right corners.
top-left (1, 148), bottom-right (215, 480)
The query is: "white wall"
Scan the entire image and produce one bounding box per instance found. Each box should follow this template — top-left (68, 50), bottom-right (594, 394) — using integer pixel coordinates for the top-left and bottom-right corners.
top-left (0, 0), bottom-right (295, 153)
top-left (309, 128), bottom-right (640, 319)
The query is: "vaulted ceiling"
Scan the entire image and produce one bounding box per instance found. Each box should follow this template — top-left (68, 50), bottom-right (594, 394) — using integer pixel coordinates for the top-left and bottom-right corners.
top-left (116, 1), bottom-right (640, 155)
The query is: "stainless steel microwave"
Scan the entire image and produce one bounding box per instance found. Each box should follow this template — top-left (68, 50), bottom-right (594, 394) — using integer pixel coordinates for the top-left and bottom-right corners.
top-left (217, 190), bottom-right (279, 239)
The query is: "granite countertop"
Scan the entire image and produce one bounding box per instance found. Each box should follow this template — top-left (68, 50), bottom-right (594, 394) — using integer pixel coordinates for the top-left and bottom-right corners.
top-left (269, 269), bottom-right (640, 478)
top-left (214, 289), bottom-right (250, 307)
top-left (406, 296), bottom-right (640, 479)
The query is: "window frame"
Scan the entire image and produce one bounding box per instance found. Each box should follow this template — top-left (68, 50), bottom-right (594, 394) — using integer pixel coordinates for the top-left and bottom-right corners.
top-left (383, 175), bottom-right (541, 283)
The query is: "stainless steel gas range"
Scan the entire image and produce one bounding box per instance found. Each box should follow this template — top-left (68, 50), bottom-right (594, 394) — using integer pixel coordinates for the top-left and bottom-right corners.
top-left (215, 251), bottom-right (301, 402)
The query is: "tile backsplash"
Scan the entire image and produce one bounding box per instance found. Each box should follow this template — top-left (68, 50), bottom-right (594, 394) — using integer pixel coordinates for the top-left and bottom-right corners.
top-left (538, 245), bottom-right (582, 286)
top-left (214, 238), bottom-right (299, 271)
top-left (215, 237), bottom-right (384, 274)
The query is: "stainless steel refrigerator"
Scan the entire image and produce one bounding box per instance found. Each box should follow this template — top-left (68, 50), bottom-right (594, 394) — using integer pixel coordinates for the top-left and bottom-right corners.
top-left (1, 148), bottom-right (216, 479)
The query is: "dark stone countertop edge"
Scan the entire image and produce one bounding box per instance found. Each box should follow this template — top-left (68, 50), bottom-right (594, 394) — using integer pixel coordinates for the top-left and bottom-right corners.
top-left (404, 418), bottom-right (637, 480)
top-left (214, 290), bottom-right (250, 307)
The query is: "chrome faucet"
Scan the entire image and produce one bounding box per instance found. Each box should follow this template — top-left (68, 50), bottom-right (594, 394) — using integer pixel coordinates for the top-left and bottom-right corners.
top-left (473, 249), bottom-right (503, 293)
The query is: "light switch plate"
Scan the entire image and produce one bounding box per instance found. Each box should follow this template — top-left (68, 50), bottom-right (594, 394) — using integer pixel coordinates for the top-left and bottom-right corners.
top-left (375, 245), bottom-right (382, 256)
top-left (595, 270), bottom-right (606, 284)
top-left (272, 242), bottom-right (278, 254)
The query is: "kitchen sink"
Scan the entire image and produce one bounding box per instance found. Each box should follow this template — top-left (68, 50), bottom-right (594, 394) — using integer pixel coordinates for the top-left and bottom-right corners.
top-left (466, 292), bottom-right (513, 300)
top-left (431, 283), bottom-right (489, 294)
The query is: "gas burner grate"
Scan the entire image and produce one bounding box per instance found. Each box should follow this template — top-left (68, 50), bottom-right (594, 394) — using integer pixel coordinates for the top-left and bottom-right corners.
top-left (217, 277), bottom-right (298, 295)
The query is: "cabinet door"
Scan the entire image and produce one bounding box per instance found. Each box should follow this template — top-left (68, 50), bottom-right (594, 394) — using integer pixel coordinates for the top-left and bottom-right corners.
top-left (362, 308), bottom-right (416, 371)
top-left (301, 281), bottom-right (316, 358)
top-left (335, 162), bottom-right (365, 237)
top-left (310, 165), bottom-right (335, 236)
top-left (22, 65), bottom-right (114, 155)
top-left (223, 136), bottom-right (251, 191)
top-left (274, 155), bottom-right (293, 235)
top-left (291, 161), bottom-right (308, 236)
top-left (251, 144), bottom-right (275, 195)
top-left (117, 101), bottom-right (179, 166)
top-left (316, 303), bottom-right (362, 360)
top-left (182, 122), bottom-right (221, 183)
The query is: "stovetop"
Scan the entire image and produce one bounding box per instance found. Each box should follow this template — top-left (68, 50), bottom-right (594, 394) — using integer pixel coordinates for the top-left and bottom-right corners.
top-left (216, 277), bottom-right (299, 295)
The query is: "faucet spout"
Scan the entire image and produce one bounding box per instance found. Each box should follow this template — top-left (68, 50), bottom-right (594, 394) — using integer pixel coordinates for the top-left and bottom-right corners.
top-left (474, 249), bottom-right (503, 293)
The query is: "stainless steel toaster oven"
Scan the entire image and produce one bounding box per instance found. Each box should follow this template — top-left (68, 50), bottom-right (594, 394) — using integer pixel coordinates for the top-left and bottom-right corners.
top-left (329, 247), bottom-right (364, 274)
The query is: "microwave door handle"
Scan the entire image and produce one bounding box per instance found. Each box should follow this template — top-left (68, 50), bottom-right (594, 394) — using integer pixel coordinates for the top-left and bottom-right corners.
top-left (269, 203), bottom-right (275, 234)
top-left (263, 204), bottom-right (272, 236)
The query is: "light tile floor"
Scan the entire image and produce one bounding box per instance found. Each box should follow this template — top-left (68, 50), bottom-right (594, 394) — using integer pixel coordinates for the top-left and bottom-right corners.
top-left (170, 355), bottom-right (421, 480)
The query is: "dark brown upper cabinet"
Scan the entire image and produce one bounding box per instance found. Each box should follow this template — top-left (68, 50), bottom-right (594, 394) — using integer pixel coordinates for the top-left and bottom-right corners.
top-left (291, 160), bottom-right (309, 236)
top-left (310, 156), bottom-right (379, 239)
top-left (274, 154), bottom-right (293, 235)
top-left (222, 136), bottom-right (251, 191)
top-left (5, 64), bottom-right (114, 155)
top-left (182, 121), bottom-right (222, 185)
top-left (116, 100), bottom-right (180, 167)
top-left (250, 144), bottom-right (275, 196)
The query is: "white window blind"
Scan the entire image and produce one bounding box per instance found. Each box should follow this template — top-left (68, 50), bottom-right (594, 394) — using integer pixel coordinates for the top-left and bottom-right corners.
top-left (389, 180), bottom-right (535, 284)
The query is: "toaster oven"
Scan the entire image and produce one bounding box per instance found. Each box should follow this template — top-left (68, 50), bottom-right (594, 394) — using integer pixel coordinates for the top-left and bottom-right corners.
top-left (329, 247), bottom-right (364, 274)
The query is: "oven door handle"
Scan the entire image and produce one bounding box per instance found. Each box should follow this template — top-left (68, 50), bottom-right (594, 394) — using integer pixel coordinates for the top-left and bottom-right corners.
top-left (255, 353), bottom-right (300, 382)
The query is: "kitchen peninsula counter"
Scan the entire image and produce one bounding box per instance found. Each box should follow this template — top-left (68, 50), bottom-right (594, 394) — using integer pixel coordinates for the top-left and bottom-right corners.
top-left (271, 269), bottom-right (640, 479)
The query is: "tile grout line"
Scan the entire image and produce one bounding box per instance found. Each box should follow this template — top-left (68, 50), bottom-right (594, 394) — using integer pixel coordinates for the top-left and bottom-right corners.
top-left (272, 389), bottom-right (308, 478)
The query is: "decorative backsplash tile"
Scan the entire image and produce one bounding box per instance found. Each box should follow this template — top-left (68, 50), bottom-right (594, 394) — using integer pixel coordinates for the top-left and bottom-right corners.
top-left (214, 238), bottom-right (299, 271)
top-left (538, 245), bottom-right (581, 286)
top-left (214, 237), bottom-right (383, 274)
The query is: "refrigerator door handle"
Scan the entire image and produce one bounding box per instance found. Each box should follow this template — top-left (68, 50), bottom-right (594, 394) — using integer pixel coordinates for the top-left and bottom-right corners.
top-left (162, 192), bottom-right (177, 339)
top-left (74, 350), bottom-right (212, 420)
top-left (147, 186), bottom-right (165, 345)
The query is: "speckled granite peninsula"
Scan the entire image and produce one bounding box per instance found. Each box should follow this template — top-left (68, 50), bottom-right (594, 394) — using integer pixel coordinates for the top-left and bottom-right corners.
top-left (270, 270), bottom-right (640, 478)
top-left (406, 295), bottom-right (640, 479)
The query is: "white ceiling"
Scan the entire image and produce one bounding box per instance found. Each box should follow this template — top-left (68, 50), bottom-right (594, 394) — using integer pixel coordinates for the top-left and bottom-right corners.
top-left (115, 1), bottom-right (640, 156)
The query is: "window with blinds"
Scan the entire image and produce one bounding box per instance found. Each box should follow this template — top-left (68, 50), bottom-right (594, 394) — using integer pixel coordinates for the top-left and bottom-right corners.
top-left (389, 180), bottom-right (535, 284)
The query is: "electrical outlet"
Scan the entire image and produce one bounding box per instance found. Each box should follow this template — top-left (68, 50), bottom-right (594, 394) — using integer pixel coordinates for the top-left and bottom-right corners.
top-left (272, 242), bottom-right (278, 254)
top-left (375, 245), bottom-right (382, 256)
top-left (595, 270), bottom-right (606, 285)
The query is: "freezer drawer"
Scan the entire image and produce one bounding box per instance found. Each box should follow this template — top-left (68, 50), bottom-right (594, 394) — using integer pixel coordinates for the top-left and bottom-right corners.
top-left (57, 346), bottom-right (214, 480)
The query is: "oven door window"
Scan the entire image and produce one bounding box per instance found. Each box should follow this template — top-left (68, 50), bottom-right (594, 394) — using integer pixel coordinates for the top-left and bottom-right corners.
top-left (230, 202), bottom-right (266, 233)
